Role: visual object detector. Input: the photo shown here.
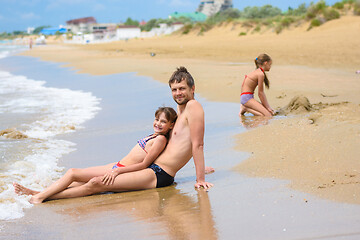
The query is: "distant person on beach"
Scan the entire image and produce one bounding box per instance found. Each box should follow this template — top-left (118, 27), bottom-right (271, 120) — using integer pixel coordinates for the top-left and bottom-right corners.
top-left (239, 53), bottom-right (274, 117)
top-left (29, 38), bottom-right (33, 49)
top-left (14, 67), bottom-right (214, 203)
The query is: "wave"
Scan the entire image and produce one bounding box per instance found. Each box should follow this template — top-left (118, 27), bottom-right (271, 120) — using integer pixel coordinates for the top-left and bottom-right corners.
top-left (0, 68), bottom-right (101, 220)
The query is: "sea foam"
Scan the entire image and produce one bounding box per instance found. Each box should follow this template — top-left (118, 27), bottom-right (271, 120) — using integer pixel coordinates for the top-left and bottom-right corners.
top-left (0, 68), bottom-right (101, 220)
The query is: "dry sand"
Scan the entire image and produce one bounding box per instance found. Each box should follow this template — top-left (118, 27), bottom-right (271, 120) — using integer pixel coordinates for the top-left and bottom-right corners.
top-left (21, 15), bottom-right (360, 204)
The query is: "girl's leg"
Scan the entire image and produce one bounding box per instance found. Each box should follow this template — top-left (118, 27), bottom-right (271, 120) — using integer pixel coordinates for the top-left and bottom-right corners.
top-left (13, 183), bottom-right (40, 195)
top-left (68, 182), bottom-right (86, 188)
top-left (239, 104), bottom-right (263, 116)
top-left (244, 99), bottom-right (272, 116)
top-left (27, 162), bottom-right (116, 203)
top-left (67, 162), bottom-right (116, 188)
top-left (36, 168), bottom-right (157, 202)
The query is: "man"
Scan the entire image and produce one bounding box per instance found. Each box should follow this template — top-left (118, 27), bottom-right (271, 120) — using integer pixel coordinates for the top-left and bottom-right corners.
top-left (154, 66), bottom-right (213, 189)
top-left (14, 67), bottom-right (212, 203)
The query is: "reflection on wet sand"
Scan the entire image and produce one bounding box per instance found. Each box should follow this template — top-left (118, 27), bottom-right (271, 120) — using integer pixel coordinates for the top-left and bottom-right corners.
top-left (58, 187), bottom-right (218, 239)
top-left (240, 115), bottom-right (270, 129)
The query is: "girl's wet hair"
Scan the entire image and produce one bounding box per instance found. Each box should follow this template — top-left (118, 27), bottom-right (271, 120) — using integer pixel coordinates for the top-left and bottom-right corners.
top-left (155, 107), bottom-right (177, 124)
top-left (168, 66), bottom-right (195, 88)
top-left (255, 54), bottom-right (271, 89)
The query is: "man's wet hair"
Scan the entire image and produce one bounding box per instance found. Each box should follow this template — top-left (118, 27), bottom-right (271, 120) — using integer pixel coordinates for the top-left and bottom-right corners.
top-left (168, 66), bottom-right (195, 88)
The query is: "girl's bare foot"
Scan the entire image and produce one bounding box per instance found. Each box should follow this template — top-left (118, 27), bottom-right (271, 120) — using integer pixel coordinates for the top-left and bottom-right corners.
top-left (13, 182), bottom-right (40, 196)
top-left (29, 195), bottom-right (44, 204)
top-left (205, 166), bottom-right (215, 174)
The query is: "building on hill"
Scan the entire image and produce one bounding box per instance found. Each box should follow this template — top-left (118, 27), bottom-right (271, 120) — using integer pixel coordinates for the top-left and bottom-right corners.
top-left (66, 17), bottom-right (97, 34)
top-left (197, 0), bottom-right (233, 16)
top-left (92, 23), bottom-right (117, 40)
top-left (27, 27), bottom-right (35, 34)
top-left (116, 25), bottom-right (141, 40)
top-left (169, 12), bottom-right (207, 22)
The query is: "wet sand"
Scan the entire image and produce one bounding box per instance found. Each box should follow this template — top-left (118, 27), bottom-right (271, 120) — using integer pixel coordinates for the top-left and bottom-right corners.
top-left (19, 15), bottom-right (360, 204)
top-left (2, 15), bottom-right (360, 239)
top-left (1, 55), bottom-right (359, 239)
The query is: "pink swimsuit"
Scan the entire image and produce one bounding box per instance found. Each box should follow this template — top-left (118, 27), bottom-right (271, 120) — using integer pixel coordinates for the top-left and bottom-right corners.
top-left (240, 68), bottom-right (264, 105)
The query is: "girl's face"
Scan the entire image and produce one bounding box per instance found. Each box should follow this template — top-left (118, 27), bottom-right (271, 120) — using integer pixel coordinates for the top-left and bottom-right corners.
top-left (263, 60), bottom-right (272, 71)
top-left (153, 112), bottom-right (174, 135)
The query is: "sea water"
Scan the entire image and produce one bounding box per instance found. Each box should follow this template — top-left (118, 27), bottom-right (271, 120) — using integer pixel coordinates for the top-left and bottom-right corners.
top-left (0, 44), bottom-right (101, 220)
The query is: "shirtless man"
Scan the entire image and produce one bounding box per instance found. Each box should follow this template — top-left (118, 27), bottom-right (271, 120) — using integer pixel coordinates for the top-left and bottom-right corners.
top-left (14, 66), bottom-right (213, 203)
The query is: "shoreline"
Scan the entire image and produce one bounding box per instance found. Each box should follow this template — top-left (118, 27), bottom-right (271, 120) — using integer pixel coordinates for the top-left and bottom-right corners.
top-left (18, 15), bottom-right (360, 204)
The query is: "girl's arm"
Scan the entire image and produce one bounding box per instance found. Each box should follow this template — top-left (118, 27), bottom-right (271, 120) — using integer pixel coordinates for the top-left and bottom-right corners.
top-left (257, 73), bottom-right (274, 114)
top-left (102, 135), bottom-right (168, 185)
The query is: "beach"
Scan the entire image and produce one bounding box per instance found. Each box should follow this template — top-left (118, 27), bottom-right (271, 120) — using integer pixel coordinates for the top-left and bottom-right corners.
top-left (1, 14), bottom-right (360, 239)
top-left (19, 15), bottom-right (360, 204)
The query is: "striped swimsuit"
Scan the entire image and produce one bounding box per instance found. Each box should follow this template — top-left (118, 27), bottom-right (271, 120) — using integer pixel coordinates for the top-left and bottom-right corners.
top-left (137, 134), bottom-right (158, 153)
top-left (112, 134), bottom-right (158, 169)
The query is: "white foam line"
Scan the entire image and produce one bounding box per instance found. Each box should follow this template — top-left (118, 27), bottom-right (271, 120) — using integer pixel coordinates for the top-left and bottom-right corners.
top-left (0, 69), bottom-right (101, 220)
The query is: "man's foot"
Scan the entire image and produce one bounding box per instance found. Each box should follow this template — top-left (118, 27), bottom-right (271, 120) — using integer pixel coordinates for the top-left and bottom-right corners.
top-left (205, 166), bottom-right (215, 174)
top-left (13, 182), bottom-right (40, 196)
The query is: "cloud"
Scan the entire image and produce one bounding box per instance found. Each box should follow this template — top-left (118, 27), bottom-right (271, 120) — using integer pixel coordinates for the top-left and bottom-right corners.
top-left (93, 3), bottom-right (106, 11)
top-left (21, 12), bottom-right (40, 20)
top-left (45, 0), bottom-right (88, 10)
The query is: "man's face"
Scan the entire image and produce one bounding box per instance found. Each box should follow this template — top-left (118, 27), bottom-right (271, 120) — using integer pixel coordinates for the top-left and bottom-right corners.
top-left (170, 80), bottom-right (194, 105)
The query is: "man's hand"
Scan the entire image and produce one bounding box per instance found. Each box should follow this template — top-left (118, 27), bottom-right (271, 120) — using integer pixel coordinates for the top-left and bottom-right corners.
top-left (195, 181), bottom-right (213, 190)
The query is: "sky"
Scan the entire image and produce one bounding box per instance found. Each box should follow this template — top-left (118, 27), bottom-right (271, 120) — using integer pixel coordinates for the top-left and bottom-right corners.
top-left (0, 0), bottom-right (340, 32)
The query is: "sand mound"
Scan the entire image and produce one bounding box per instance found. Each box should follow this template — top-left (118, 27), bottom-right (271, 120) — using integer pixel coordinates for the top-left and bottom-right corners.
top-left (0, 128), bottom-right (28, 139)
top-left (278, 95), bottom-right (312, 115)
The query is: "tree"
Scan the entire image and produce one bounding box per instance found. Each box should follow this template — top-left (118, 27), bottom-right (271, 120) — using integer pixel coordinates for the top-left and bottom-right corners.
top-left (33, 25), bottom-right (52, 34)
top-left (12, 30), bottom-right (26, 35)
top-left (124, 17), bottom-right (139, 26)
top-left (141, 18), bottom-right (157, 31)
top-left (242, 5), bottom-right (282, 19)
top-left (206, 8), bottom-right (242, 25)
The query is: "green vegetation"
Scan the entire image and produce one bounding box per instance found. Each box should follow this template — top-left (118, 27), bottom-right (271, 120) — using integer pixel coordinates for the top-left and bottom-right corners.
top-left (140, 16), bottom-right (192, 32)
top-left (124, 17), bottom-right (139, 26)
top-left (172, 0), bottom-right (359, 35)
top-left (323, 8), bottom-right (341, 20)
top-left (0, 30), bottom-right (29, 40)
top-left (242, 5), bottom-right (282, 18)
top-left (354, 0), bottom-right (360, 15)
top-left (33, 25), bottom-right (52, 34)
top-left (333, 2), bottom-right (345, 9)
top-left (182, 24), bottom-right (193, 34)
top-left (310, 18), bottom-right (323, 27)
top-left (286, 3), bottom-right (308, 16)
top-left (1, 0), bottom-right (359, 39)
top-left (252, 25), bottom-right (261, 33)
top-left (0, 32), bottom-right (16, 40)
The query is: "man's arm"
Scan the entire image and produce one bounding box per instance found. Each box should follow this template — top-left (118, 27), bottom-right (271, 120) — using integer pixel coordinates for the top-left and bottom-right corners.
top-left (187, 100), bottom-right (213, 189)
